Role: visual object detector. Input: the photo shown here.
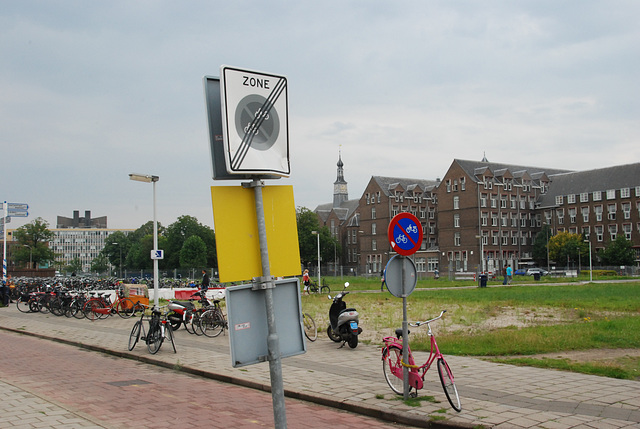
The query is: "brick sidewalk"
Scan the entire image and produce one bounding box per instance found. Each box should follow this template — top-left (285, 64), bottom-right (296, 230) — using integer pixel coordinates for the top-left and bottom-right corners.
top-left (1, 305), bottom-right (640, 428)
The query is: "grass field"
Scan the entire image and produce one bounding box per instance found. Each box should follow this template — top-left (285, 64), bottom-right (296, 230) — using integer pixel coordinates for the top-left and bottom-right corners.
top-left (302, 275), bottom-right (640, 380)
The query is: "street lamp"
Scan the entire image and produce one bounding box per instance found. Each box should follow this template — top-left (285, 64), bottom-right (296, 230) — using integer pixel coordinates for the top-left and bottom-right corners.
top-left (23, 245), bottom-right (32, 269)
top-left (129, 173), bottom-right (160, 309)
top-left (475, 235), bottom-right (484, 273)
top-left (311, 231), bottom-right (320, 289)
top-left (112, 242), bottom-right (123, 278)
top-left (584, 239), bottom-right (592, 282)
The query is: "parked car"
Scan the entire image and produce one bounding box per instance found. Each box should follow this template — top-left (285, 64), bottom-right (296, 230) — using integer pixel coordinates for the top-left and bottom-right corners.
top-left (514, 269), bottom-right (527, 275)
top-left (526, 268), bottom-right (548, 276)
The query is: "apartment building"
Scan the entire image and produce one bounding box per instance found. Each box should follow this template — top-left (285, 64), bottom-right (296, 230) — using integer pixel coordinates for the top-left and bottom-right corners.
top-left (316, 155), bottom-right (640, 277)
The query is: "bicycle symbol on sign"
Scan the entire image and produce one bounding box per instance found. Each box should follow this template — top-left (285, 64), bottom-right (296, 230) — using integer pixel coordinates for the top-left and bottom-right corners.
top-left (396, 234), bottom-right (408, 244)
top-left (405, 224), bottom-right (418, 234)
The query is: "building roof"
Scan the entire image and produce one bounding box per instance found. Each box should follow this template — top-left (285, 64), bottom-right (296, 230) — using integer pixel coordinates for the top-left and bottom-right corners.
top-left (371, 176), bottom-right (439, 195)
top-left (454, 159), bottom-right (572, 183)
top-left (538, 162), bottom-right (640, 206)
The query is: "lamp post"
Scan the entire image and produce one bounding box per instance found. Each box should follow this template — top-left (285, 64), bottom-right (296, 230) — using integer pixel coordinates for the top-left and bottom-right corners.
top-left (311, 231), bottom-right (320, 288)
top-left (475, 235), bottom-right (484, 273)
top-left (23, 245), bottom-right (32, 269)
top-left (129, 173), bottom-right (160, 309)
top-left (585, 239), bottom-right (592, 282)
top-left (112, 242), bottom-right (123, 278)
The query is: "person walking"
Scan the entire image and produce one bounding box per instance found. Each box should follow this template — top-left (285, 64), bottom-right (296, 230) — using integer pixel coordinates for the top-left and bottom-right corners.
top-left (506, 265), bottom-right (513, 285)
top-left (201, 269), bottom-right (210, 292)
top-left (302, 269), bottom-right (310, 295)
top-left (380, 267), bottom-right (386, 291)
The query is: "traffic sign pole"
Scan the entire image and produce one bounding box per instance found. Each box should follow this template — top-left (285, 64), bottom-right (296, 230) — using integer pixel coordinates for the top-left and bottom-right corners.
top-left (387, 213), bottom-right (423, 400)
top-left (245, 179), bottom-right (287, 429)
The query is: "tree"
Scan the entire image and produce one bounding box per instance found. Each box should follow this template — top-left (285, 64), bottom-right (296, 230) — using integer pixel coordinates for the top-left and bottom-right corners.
top-left (12, 217), bottom-right (56, 269)
top-left (599, 236), bottom-right (635, 266)
top-left (532, 224), bottom-right (552, 267)
top-left (297, 207), bottom-right (321, 265)
top-left (179, 235), bottom-right (207, 269)
top-left (90, 254), bottom-right (110, 274)
top-left (102, 231), bottom-right (130, 273)
top-left (164, 216), bottom-right (216, 269)
top-left (66, 257), bottom-right (83, 275)
top-left (296, 207), bottom-right (340, 267)
top-left (548, 231), bottom-right (588, 268)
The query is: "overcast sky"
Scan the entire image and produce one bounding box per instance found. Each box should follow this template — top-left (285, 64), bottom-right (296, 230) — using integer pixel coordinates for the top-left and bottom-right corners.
top-left (2, 1), bottom-right (638, 232)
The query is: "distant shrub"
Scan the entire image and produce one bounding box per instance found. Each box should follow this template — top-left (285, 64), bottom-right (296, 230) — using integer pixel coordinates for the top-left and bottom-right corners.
top-left (590, 270), bottom-right (618, 277)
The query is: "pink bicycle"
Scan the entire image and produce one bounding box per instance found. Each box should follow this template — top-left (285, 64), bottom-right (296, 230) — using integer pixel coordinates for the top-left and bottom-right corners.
top-left (381, 310), bottom-right (461, 412)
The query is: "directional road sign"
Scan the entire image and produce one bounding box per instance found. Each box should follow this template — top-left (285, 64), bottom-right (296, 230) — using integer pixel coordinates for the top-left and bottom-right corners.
top-left (150, 250), bottom-right (164, 260)
top-left (220, 65), bottom-right (290, 177)
top-left (388, 212), bottom-right (423, 256)
top-left (7, 209), bottom-right (28, 217)
top-left (8, 203), bottom-right (28, 210)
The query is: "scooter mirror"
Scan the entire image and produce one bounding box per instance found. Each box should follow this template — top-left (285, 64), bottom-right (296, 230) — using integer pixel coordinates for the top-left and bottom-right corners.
top-left (344, 282), bottom-right (350, 288)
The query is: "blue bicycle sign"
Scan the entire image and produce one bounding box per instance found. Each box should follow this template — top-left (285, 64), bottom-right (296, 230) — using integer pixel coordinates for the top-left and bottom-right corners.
top-left (388, 213), bottom-right (423, 256)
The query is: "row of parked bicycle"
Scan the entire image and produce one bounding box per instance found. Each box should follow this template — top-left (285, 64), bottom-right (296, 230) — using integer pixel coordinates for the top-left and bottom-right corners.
top-left (14, 285), bottom-right (228, 340)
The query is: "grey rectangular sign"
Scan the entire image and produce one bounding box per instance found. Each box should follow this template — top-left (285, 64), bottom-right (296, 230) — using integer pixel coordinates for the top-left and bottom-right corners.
top-left (203, 76), bottom-right (279, 181)
top-left (226, 278), bottom-right (305, 368)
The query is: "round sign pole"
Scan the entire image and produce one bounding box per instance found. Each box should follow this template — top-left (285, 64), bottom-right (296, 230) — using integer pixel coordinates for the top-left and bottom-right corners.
top-left (387, 213), bottom-right (422, 400)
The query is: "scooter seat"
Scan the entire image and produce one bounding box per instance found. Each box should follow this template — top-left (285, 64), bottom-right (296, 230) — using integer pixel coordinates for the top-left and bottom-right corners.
top-left (172, 301), bottom-right (195, 310)
top-left (395, 328), bottom-right (410, 339)
top-left (340, 308), bottom-right (357, 314)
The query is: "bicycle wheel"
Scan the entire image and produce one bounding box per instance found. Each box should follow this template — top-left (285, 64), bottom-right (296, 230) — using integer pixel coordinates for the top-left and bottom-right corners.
top-left (16, 296), bottom-right (32, 313)
top-left (71, 299), bottom-right (86, 319)
top-left (437, 358), bottom-right (461, 412)
top-left (128, 320), bottom-right (142, 351)
top-left (84, 300), bottom-right (106, 321)
top-left (164, 323), bottom-right (177, 353)
top-left (116, 298), bottom-right (136, 318)
top-left (320, 285), bottom-right (330, 295)
top-left (201, 309), bottom-right (224, 338)
top-left (49, 298), bottom-right (63, 316)
top-left (382, 345), bottom-right (405, 395)
top-left (37, 297), bottom-right (50, 314)
top-left (147, 323), bottom-right (163, 354)
top-left (303, 313), bottom-right (317, 342)
top-left (184, 311), bottom-right (196, 334)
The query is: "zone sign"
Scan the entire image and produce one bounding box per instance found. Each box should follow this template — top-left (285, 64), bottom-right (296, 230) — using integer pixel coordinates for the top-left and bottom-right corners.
top-left (220, 65), bottom-right (290, 177)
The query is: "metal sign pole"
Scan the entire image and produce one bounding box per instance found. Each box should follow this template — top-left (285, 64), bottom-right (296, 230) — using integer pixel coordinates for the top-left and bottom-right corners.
top-left (247, 179), bottom-right (287, 428)
top-left (3, 202), bottom-right (7, 285)
top-left (401, 255), bottom-right (410, 400)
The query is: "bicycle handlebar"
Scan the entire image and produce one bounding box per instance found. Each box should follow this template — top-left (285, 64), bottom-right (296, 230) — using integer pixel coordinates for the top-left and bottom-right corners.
top-left (409, 309), bottom-right (447, 327)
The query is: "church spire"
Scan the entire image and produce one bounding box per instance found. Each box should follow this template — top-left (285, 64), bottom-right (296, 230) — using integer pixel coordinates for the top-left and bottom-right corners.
top-left (333, 147), bottom-right (348, 207)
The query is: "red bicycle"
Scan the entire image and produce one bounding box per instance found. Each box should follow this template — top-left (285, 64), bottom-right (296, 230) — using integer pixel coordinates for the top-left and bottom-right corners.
top-left (381, 310), bottom-right (461, 412)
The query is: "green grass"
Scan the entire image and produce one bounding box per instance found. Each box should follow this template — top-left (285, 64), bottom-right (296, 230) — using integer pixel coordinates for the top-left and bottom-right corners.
top-left (303, 277), bottom-right (640, 379)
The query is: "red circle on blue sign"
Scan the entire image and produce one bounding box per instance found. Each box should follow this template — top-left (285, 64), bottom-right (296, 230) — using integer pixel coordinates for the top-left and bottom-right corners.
top-left (388, 213), bottom-right (423, 256)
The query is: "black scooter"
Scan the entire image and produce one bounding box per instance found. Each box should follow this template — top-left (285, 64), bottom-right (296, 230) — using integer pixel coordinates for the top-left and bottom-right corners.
top-left (327, 282), bottom-right (362, 348)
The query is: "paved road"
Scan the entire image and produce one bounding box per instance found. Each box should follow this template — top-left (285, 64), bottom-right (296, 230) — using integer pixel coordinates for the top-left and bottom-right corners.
top-left (1, 303), bottom-right (640, 428)
top-left (0, 330), bottom-right (414, 428)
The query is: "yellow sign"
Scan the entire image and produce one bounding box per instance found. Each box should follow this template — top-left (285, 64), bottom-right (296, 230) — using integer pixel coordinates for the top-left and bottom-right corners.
top-left (211, 185), bottom-right (301, 282)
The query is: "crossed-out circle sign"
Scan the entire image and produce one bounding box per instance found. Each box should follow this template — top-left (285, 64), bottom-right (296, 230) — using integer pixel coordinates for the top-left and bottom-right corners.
top-left (220, 65), bottom-right (290, 177)
top-left (388, 212), bottom-right (423, 256)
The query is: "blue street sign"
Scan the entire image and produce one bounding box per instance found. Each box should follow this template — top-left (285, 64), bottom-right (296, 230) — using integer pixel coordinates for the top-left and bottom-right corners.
top-left (7, 210), bottom-right (28, 217)
top-left (8, 203), bottom-right (28, 210)
top-left (387, 212), bottom-right (423, 256)
top-left (151, 249), bottom-right (164, 260)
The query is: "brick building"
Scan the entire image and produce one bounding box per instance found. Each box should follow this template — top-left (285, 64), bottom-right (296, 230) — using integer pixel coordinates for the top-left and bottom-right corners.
top-left (316, 155), bottom-right (640, 277)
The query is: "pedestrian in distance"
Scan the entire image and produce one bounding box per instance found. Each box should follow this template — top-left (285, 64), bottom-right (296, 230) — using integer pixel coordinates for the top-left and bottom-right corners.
top-left (302, 269), bottom-right (310, 295)
top-left (201, 269), bottom-right (210, 292)
top-left (380, 267), bottom-right (386, 291)
top-left (506, 265), bottom-right (513, 285)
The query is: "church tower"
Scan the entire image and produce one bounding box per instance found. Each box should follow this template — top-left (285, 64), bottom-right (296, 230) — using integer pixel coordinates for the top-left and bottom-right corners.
top-left (333, 149), bottom-right (348, 207)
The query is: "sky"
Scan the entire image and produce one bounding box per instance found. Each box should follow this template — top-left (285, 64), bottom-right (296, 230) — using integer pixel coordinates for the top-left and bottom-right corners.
top-left (2, 0), bottom-right (639, 232)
